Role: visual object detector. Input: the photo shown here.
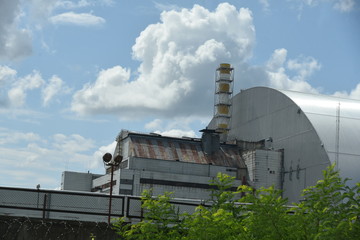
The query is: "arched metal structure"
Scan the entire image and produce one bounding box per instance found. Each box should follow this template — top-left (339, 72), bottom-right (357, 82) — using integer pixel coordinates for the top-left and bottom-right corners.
top-left (216, 87), bottom-right (360, 202)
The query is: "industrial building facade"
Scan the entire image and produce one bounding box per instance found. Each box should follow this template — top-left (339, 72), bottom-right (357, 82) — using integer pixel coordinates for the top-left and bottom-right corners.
top-left (62, 64), bottom-right (360, 203)
top-left (63, 130), bottom-right (283, 201)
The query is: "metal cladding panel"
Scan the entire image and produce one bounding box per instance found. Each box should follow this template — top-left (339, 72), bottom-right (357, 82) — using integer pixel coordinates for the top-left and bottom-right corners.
top-left (127, 135), bottom-right (245, 169)
top-left (242, 150), bottom-right (282, 189)
top-left (254, 150), bottom-right (282, 189)
top-left (61, 172), bottom-right (93, 192)
top-left (280, 89), bottom-right (360, 187)
top-left (226, 86), bottom-right (360, 202)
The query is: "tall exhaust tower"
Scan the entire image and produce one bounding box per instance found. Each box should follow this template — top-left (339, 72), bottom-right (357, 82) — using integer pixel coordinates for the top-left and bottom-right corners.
top-left (214, 63), bottom-right (234, 135)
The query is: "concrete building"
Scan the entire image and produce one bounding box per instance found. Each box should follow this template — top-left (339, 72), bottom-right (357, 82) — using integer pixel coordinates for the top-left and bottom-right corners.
top-left (63, 130), bottom-right (284, 201)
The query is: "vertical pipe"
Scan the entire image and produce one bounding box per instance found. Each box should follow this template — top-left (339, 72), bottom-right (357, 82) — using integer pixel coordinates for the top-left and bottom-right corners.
top-left (42, 194), bottom-right (47, 219)
top-left (108, 164), bottom-right (114, 224)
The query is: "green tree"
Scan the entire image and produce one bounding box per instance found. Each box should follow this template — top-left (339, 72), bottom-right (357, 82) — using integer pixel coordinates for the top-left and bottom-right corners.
top-left (113, 165), bottom-right (360, 240)
top-left (238, 185), bottom-right (293, 240)
top-left (112, 190), bottom-right (182, 240)
top-left (292, 165), bottom-right (360, 240)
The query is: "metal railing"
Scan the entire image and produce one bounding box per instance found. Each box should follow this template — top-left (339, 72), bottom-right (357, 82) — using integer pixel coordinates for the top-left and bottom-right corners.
top-left (0, 186), bottom-right (296, 223)
top-left (0, 186), bottom-right (206, 223)
top-left (0, 186), bottom-right (124, 222)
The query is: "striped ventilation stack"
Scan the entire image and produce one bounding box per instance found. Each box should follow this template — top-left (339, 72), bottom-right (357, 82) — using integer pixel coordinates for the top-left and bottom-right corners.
top-left (214, 63), bottom-right (234, 138)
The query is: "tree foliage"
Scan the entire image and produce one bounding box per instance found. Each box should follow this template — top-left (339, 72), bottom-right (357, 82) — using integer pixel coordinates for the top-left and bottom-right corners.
top-left (113, 165), bottom-right (360, 239)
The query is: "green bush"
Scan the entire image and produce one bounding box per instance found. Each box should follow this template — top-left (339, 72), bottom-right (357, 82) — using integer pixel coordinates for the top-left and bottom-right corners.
top-left (113, 165), bottom-right (360, 239)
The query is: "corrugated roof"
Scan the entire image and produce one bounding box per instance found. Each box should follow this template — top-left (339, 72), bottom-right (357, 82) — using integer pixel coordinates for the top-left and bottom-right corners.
top-left (126, 133), bottom-right (246, 169)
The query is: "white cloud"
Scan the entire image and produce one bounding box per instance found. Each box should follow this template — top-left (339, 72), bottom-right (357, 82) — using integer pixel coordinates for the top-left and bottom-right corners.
top-left (0, 128), bottom-right (108, 188)
top-left (27, 0), bottom-right (112, 23)
top-left (56, 0), bottom-right (92, 9)
top-left (333, 0), bottom-right (355, 12)
top-left (287, 56), bottom-right (321, 81)
top-left (0, 0), bottom-right (32, 60)
top-left (265, 48), bottom-right (321, 93)
top-left (144, 117), bottom-right (203, 138)
top-left (154, 129), bottom-right (197, 138)
top-left (333, 83), bottom-right (360, 100)
top-left (259, 0), bottom-right (270, 11)
top-left (154, 2), bottom-right (182, 12)
top-left (295, 0), bottom-right (356, 12)
top-left (71, 3), bottom-right (255, 118)
top-left (56, 0), bottom-right (114, 9)
top-left (0, 65), bottom-right (17, 85)
top-left (53, 133), bottom-right (95, 153)
top-left (0, 128), bottom-right (41, 145)
top-left (236, 48), bottom-right (321, 93)
top-left (145, 119), bottom-right (163, 130)
top-left (42, 75), bottom-right (70, 106)
top-left (50, 11), bottom-right (105, 26)
top-left (266, 48), bottom-right (288, 72)
top-left (28, 0), bottom-right (58, 22)
top-left (7, 70), bottom-right (45, 107)
top-left (0, 66), bottom-right (70, 108)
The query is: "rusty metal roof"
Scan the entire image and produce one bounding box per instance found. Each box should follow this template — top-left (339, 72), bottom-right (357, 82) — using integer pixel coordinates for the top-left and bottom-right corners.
top-left (125, 132), bottom-right (246, 169)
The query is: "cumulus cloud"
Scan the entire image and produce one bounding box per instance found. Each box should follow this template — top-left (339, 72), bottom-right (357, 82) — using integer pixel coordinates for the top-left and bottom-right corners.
top-left (333, 83), bottom-right (360, 100)
top-left (0, 0), bottom-right (32, 60)
top-left (71, 3), bottom-right (255, 117)
top-left (53, 133), bottom-right (95, 153)
top-left (265, 48), bottom-right (321, 93)
top-left (49, 11), bottom-right (105, 26)
top-left (145, 118), bottom-right (200, 138)
top-left (236, 48), bottom-right (322, 93)
top-left (0, 128), bottom-right (107, 188)
top-left (71, 2), bottom-right (325, 127)
top-left (0, 65), bottom-right (17, 85)
top-left (42, 75), bottom-right (71, 106)
top-left (287, 56), bottom-right (321, 81)
top-left (0, 65), bottom-right (70, 108)
top-left (8, 70), bottom-right (45, 107)
top-left (0, 128), bottom-right (41, 145)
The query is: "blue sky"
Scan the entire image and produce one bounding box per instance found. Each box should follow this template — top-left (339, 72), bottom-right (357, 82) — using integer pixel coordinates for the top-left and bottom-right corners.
top-left (0, 0), bottom-right (359, 189)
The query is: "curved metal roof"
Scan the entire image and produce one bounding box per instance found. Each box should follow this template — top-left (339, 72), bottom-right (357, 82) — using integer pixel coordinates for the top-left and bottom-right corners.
top-left (279, 89), bottom-right (360, 185)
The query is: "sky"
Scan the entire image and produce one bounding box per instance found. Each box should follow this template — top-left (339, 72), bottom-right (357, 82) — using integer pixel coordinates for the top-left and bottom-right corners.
top-left (0, 0), bottom-right (359, 190)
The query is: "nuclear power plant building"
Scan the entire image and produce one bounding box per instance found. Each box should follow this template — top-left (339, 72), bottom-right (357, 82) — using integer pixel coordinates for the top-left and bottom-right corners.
top-left (61, 64), bottom-right (360, 203)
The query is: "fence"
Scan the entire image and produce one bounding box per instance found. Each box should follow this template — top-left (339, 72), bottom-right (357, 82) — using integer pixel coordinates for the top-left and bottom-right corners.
top-left (0, 186), bottom-right (206, 223)
top-left (0, 186), bottom-right (124, 223)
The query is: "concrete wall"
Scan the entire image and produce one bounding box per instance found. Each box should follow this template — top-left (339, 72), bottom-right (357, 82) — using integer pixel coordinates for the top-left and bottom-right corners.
top-left (116, 157), bottom-right (242, 199)
top-left (61, 171), bottom-right (94, 192)
top-left (242, 149), bottom-right (283, 190)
